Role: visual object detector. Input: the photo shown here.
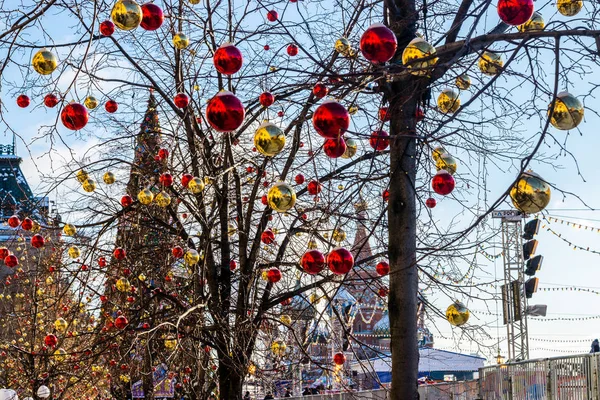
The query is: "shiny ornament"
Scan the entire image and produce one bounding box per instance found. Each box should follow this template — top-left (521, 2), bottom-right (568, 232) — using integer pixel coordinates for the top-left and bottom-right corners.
top-left (17, 94), bottom-right (30, 108)
top-left (425, 197), bottom-right (437, 208)
top-left (61, 102), bottom-right (89, 130)
top-left (432, 170), bottom-right (455, 196)
top-left (327, 247), bottom-right (354, 275)
top-left (213, 43), bottom-right (243, 75)
top-left (68, 246), bottom-right (81, 259)
top-left (301, 250), bottom-right (325, 275)
top-left (259, 92), bottom-right (275, 107)
top-left (335, 37), bottom-right (352, 57)
top-left (431, 146), bottom-right (447, 162)
top-left (140, 3), bottom-right (163, 31)
top-left (82, 179), bottom-right (97, 192)
top-left (172, 246), bottom-right (184, 258)
top-left (369, 130), bottom-right (390, 151)
top-left (174, 93), bottom-right (189, 108)
top-left (54, 318), bottom-right (68, 332)
top-left (478, 51), bottom-right (503, 75)
top-left (307, 180), bottom-right (322, 195)
top-left (7, 215), bottom-right (19, 228)
top-left (261, 229), bottom-right (275, 244)
top-left (155, 191), bottom-right (171, 207)
top-left (446, 301), bottom-right (470, 326)
top-left (31, 234), bottom-right (45, 248)
top-left (121, 195), bottom-right (133, 207)
top-left (517, 11), bottom-right (545, 32)
top-left (548, 91), bottom-right (584, 130)
top-left (84, 96), bottom-right (99, 109)
top-left (114, 316), bottom-right (128, 330)
top-left (376, 261), bottom-right (390, 276)
top-left (116, 277), bottom-right (130, 292)
top-left (437, 89), bottom-right (460, 114)
top-left (63, 224), bottom-right (76, 236)
top-left (378, 107), bottom-right (390, 122)
top-left (332, 228), bottom-right (346, 242)
top-left (105, 100), bottom-right (118, 113)
top-left (137, 188), bottom-right (154, 204)
top-left (32, 49), bottom-right (58, 75)
top-left (267, 182), bottom-right (296, 212)
top-left (294, 174), bottom-right (305, 184)
top-left (254, 122), bottom-right (286, 157)
top-left (312, 100), bottom-right (350, 139)
top-left (509, 171), bottom-right (551, 214)
top-left (103, 171), bottom-right (116, 184)
top-left (181, 173), bottom-right (193, 188)
top-left (557, 0), bottom-right (582, 16)
top-left (280, 315), bottom-right (292, 325)
top-left (206, 91), bottom-right (245, 132)
top-left (184, 249), bottom-right (200, 265)
top-left (435, 153), bottom-right (457, 175)
top-left (188, 177), bottom-right (205, 193)
top-left (164, 337), bottom-right (177, 350)
top-left (267, 10), bottom-right (279, 22)
top-left (173, 32), bottom-right (190, 49)
top-left (341, 137), bottom-right (358, 158)
top-left (456, 74), bottom-right (471, 90)
top-left (113, 247), bottom-right (126, 260)
top-left (402, 37), bottom-right (437, 76)
top-left (21, 217), bottom-right (33, 230)
top-left (111, 0), bottom-right (142, 31)
top-left (313, 82), bottom-right (328, 99)
top-left (76, 169), bottom-right (88, 183)
top-left (267, 267), bottom-right (282, 283)
top-left (159, 172), bottom-right (173, 187)
top-left (100, 20), bottom-right (115, 36)
top-left (287, 44), bottom-right (299, 56)
top-left (4, 254), bottom-right (18, 268)
top-left (44, 93), bottom-right (59, 108)
top-left (323, 137), bottom-right (347, 158)
top-left (44, 334), bottom-right (58, 347)
top-left (0, 247), bottom-right (9, 259)
top-left (497, 0), bottom-right (534, 26)
top-left (360, 23), bottom-right (397, 63)
top-left (333, 352), bottom-right (346, 365)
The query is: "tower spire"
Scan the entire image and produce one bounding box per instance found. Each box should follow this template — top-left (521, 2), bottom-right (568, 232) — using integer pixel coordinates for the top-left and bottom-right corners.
top-left (351, 194), bottom-right (373, 264)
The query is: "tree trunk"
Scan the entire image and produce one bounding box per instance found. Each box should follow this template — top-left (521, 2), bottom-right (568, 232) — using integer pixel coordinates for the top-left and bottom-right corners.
top-left (217, 355), bottom-right (243, 399)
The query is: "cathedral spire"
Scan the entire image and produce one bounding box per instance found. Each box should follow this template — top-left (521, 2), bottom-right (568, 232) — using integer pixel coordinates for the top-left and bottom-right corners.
top-left (351, 194), bottom-right (373, 264)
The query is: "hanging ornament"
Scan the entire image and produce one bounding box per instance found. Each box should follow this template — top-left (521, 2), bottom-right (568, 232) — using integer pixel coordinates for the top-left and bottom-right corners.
top-left (116, 277), bottom-right (130, 291)
top-left (313, 82), bottom-right (328, 99)
top-left (82, 179), bottom-right (97, 192)
top-left (431, 170), bottom-right (455, 196)
top-left (140, 3), bottom-right (164, 31)
top-left (435, 153), bottom-right (457, 175)
top-left (17, 94), bottom-right (30, 108)
top-left (323, 137), bottom-right (347, 158)
top-left (103, 171), bottom-right (116, 184)
top-left (402, 38), bottom-right (438, 76)
top-left (332, 228), bottom-right (346, 242)
top-left (100, 20), bottom-right (115, 36)
top-left (455, 74), bottom-right (471, 90)
top-left (154, 191), bottom-right (171, 208)
top-left (446, 301), bottom-right (470, 326)
top-left (105, 100), bottom-right (118, 113)
top-left (54, 318), bottom-right (68, 332)
top-left (184, 249), bottom-right (200, 265)
top-left (280, 315), bottom-right (292, 325)
top-left (557, 0), bottom-right (582, 16)
top-left (437, 89), bottom-right (460, 114)
top-left (68, 246), bottom-right (81, 258)
top-left (32, 48), bottom-right (58, 75)
top-left (312, 100), bottom-right (350, 139)
top-left (267, 182), bottom-right (296, 212)
top-left (44, 334), bottom-right (58, 347)
top-left (307, 180), bottom-right (322, 195)
top-left (378, 107), bottom-right (390, 122)
top-left (341, 137), bottom-right (358, 158)
top-left (431, 146), bottom-right (447, 162)
top-left (7, 215), bottom-right (20, 228)
top-left (334, 38), bottom-right (352, 57)
top-left (160, 173), bottom-right (173, 187)
top-left (63, 223), bottom-right (76, 236)
top-left (548, 91), bottom-right (584, 130)
top-left (416, 106), bottom-right (425, 122)
top-left (333, 352), bottom-right (347, 365)
top-left (31, 234), bottom-right (45, 248)
top-left (113, 247), bottom-right (126, 260)
top-left (188, 177), bottom-right (205, 193)
top-left (425, 197), bottom-right (437, 208)
top-left (111, 0), bottom-right (142, 31)
top-left (213, 43), bottom-right (243, 75)
top-left (181, 173), bottom-right (193, 188)
top-left (61, 103), bottom-right (89, 130)
top-left (327, 247), bottom-right (354, 275)
top-left (294, 174), bottom-right (305, 184)
top-left (517, 11), bottom-right (545, 31)
top-left (254, 122), bottom-right (286, 157)
top-left (259, 92), bottom-right (275, 107)
top-left (21, 217), bottom-right (33, 230)
top-left (478, 51), bottom-right (503, 75)
top-left (369, 130), bottom-right (390, 151)
top-left (301, 250), bottom-right (325, 275)
top-left (261, 229), bottom-right (275, 244)
top-left (206, 91), bottom-right (245, 132)
top-left (266, 10), bottom-right (279, 22)
top-left (267, 268), bottom-right (282, 283)
top-left (114, 315), bottom-right (128, 329)
top-left (287, 44), bottom-right (299, 56)
top-left (360, 23), bottom-right (397, 63)
top-left (376, 261), bottom-right (390, 276)
top-left (4, 254), bottom-right (18, 268)
top-left (271, 340), bottom-right (286, 356)
top-left (173, 32), bottom-right (190, 49)
top-left (44, 93), bottom-right (59, 108)
top-left (172, 246), bottom-right (184, 258)
top-left (121, 195), bottom-right (133, 207)
top-left (497, 0), bottom-right (534, 26)
top-left (509, 171), bottom-right (551, 213)
top-left (137, 188), bottom-right (154, 204)
top-left (84, 96), bottom-right (99, 109)
top-left (174, 93), bottom-right (189, 108)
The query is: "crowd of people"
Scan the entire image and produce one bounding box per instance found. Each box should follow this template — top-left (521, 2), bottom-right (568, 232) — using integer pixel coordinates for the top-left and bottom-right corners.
top-left (242, 384), bottom-right (327, 399)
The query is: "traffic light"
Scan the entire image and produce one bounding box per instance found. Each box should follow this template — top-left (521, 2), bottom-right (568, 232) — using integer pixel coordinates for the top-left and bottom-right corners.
top-left (525, 255), bottom-right (543, 276)
top-left (523, 239), bottom-right (538, 260)
top-left (525, 278), bottom-right (539, 299)
top-left (523, 219), bottom-right (541, 240)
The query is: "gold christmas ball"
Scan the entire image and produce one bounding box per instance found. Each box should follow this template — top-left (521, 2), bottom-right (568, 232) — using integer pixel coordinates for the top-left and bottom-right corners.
top-left (189, 0), bottom-right (200, 3)
top-left (335, 37), bottom-right (352, 57)
top-left (446, 301), bottom-right (470, 327)
top-left (54, 318), bottom-right (68, 332)
top-left (431, 146), bottom-right (446, 162)
top-left (103, 172), bottom-right (116, 184)
top-left (267, 182), bottom-right (296, 213)
top-left (82, 179), bottom-right (96, 193)
top-left (435, 153), bottom-right (457, 175)
top-left (184, 249), bottom-right (200, 265)
top-left (455, 74), bottom-right (471, 90)
top-left (254, 122), bottom-right (286, 157)
top-left (271, 340), bottom-right (287, 356)
top-left (518, 12), bottom-right (545, 32)
top-left (307, 240), bottom-right (318, 250)
top-left (280, 315), bottom-right (292, 325)
top-left (45, 276), bottom-right (54, 285)
top-left (31, 220), bottom-right (41, 233)
top-left (437, 89), bottom-right (460, 114)
top-left (68, 246), bottom-right (81, 259)
top-left (557, 0), bottom-right (582, 16)
top-left (76, 170), bottom-right (89, 183)
top-left (164, 337), bottom-right (177, 350)
top-left (509, 171), bottom-right (551, 214)
top-left (173, 32), bottom-right (190, 49)
top-left (32, 49), bottom-right (58, 75)
top-left (309, 293), bottom-right (321, 304)
top-left (138, 273), bottom-right (146, 281)
top-left (348, 105), bottom-right (359, 115)
top-left (341, 137), bottom-right (358, 159)
top-left (54, 348), bottom-right (67, 362)
top-left (188, 177), bottom-right (205, 193)
top-left (155, 191), bottom-right (171, 207)
top-left (332, 228), bottom-right (346, 242)
top-left (116, 277), bottom-right (130, 292)
top-left (63, 224), bottom-right (76, 236)
top-left (248, 364), bottom-right (256, 375)
top-left (402, 37), bottom-right (438, 76)
top-left (137, 188), bottom-right (154, 205)
top-left (111, 0), bottom-right (142, 31)
top-left (84, 96), bottom-right (99, 110)
top-left (548, 91), bottom-right (584, 130)
top-left (478, 51), bottom-right (503, 76)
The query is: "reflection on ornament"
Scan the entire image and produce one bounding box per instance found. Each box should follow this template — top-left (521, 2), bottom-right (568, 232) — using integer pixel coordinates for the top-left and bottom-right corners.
top-left (103, 172), bottom-right (116, 184)
top-left (267, 182), bottom-right (296, 212)
top-left (213, 43), bottom-right (243, 75)
top-left (271, 340), bottom-right (286, 356)
top-left (332, 228), bottom-right (346, 242)
top-left (557, 0), bottom-right (582, 16)
top-left (84, 96), bottom-right (99, 109)
top-left (61, 103), bottom-right (89, 130)
top-left (548, 91), bottom-right (584, 130)
top-left (140, 3), bottom-right (164, 31)
top-left (435, 153), bottom-right (457, 175)
top-left (517, 11), bottom-right (545, 32)
top-left (455, 74), bottom-right (471, 90)
top-left (402, 38), bottom-right (438, 76)
top-left (184, 249), bottom-right (200, 265)
top-left (431, 170), bottom-right (455, 196)
top-left (446, 301), bottom-right (470, 326)
top-left (360, 23), bottom-right (398, 63)
top-left (341, 137), bottom-right (358, 158)
top-left (312, 100), bottom-right (350, 139)
top-left (497, 0), bottom-right (534, 26)
top-left (155, 191), bottom-right (171, 207)
top-left (437, 89), bottom-right (460, 114)
top-left (478, 51), bottom-right (503, 75)
top-left (206, 91), bottom-right (245, 132)
top-left (509, 171), bottom-right (551, 214)
top-left (111, 0), bottom-right (142, 31)
top-left (63, 224), bottom-right (76, 236)
top-left (173, 32), bottom-right (190, 49)
top-left (327, 247), bottom-right (354, 275)
top-left (32, 49), bottom-right (58, 75)
top-left (432, 146), bottom-right (446, 162)
top-left (116, 277), bottom-right (130, 292)
top-left (137, 188), bottom-right (154, 205)
top-left (323, 137), bottom-right (347, 158)
top-left (301, 249), bottom-right (325, 274)
top-left (188, 177), bottom-right (205, 193)
top-left (82, 179), bottom-right (97, 192)
top-left (254, 122), bottom-right (285, 157)
top-left (335, 37), bottom-right (352, 57)
top-left (76, 170), bottom-right (89, 183)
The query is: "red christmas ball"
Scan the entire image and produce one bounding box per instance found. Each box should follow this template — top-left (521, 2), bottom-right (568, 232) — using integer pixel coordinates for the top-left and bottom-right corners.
top-left (267, 267), bottom-right (282, 283)
top-left (301, 250), bottom-right (325, 275)
top-left (323, 137), bottom-right (347, 158)
top-left (378, 107), bottom-right (390, 122)
top-left (425, 197), bottom-right (437, 208)
top-left (369, 130), bottom-right (390, 151)
top-left (313, 82), bottom-right (328, 99)
top-left (213, 43), bottom-right (243, 75)
top-left (264, 44), bottom-right (270, 51)
top-left (281, 298), bottom-right (292, 306)
top-left (0, 248), bottom-right (9, 259)
top-left (158, 148), bottom-right (169, 160)
top-left (113, 247), bottom-right (126, 260)
top-left (307, 180), bottom-right (322, 195)
top-left (44, 93), bottom-right (59, 108)
top-left (98, 257), bottom-right (107, 267)
top-left (267, 10), bottom-right (278, 22)
top-left (17, 94), bottom-right (30, 108)
top-left (105, 100), bottom-right (118, 113)
top-left (497, 0), bottom-right (534, 26)
top-left (61, 103), bottom-right (89, 130)
top-left (261, 194), bottom-right (268, 205)
top-left (7, 216), bottom-right (20, 228)
top-left (294, 174), bottom-right (305, 185)
top-left (333, 352), bottom-right (346, 365)
top-left (181, 173), bottom-right (194, 188)
top-left (159, 173), bottom-right (173, 187)
top-left (360, 23), bottom-right (398, 63)
top-left (259, 92), bottom-right (275, 107)
top-left (174, 93), bottom-right (189, 108)
top-left (382, 189), bottom-right (390, 202)
top-left (44, 334), bottom-right (58, 347)
top-left (378, 286), bottom-right (389, 297)
top-left (4, 254), bottom-right (18, 268)
top-left (261, 229), bottom-right (275, 244)
top-left (172, 246), bottom-right (184, 258)
top-left (327, 247), bottom-right (354, 275)
top-left (287, 44), bottom-right (298, 56)
top-left (416, 106), bottom-right (425, 122)
top-left (229, 260), bottom-right (237, 271)
top-left (114, 316), bottom-right (128, 330)
top-left (431, 170), bottom-right (455, 196)
top-left (100, 20), bottom-right (115, 36)
top-left (21, 218), bottom-right (33, 231)
top-left (312, 101), bottom-right (350, 139)
top-left (376, 261), bottom-right (390, 276)
top-left (31, 234), bottom-right (45, 248)
top-left (121, 195), bottom-right (133, 207)
top-left (140, 3), bottom-right (164, 31)
top-left (206, 91), bottom-right (245, 132)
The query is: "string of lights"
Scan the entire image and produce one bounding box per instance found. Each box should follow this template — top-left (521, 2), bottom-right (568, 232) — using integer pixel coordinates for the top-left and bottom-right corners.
top-left (540, 215), bottom-right (600, 255)
top-left (544, 215), bottom-right (600, 232)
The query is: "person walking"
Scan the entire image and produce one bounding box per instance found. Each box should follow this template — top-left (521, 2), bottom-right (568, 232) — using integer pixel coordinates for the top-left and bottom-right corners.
top-left (591, 339), bottom-right (600, 353)
top-left (243, 391), bottom-right (251, 400)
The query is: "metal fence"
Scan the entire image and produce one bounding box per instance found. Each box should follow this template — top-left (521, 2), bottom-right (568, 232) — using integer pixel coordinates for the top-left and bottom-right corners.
top-left (478, 352), bottom-right (600, 399)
